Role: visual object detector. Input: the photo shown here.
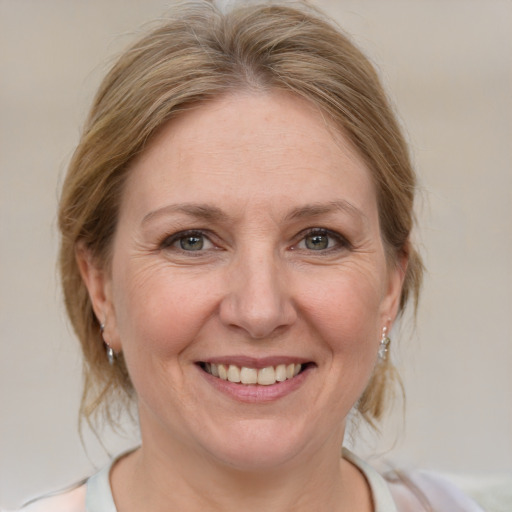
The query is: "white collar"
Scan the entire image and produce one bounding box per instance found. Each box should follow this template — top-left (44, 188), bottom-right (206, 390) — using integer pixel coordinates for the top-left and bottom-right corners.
top-left (85, 448), bottom-right (396, 512)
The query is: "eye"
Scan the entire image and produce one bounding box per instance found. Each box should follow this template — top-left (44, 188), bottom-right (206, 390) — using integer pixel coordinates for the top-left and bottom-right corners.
top-left (295, 229), bottom-right (347, 252)
top-left (161, 230), bottom-right (214, 252)
top-left (304, 232), bottom-right (330, 250)
top-left (179, 234), bottom-right (206, 251)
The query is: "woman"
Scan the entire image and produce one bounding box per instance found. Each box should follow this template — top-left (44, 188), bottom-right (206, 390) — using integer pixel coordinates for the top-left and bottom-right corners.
top-left (19, 1), bottom-right (487, 511)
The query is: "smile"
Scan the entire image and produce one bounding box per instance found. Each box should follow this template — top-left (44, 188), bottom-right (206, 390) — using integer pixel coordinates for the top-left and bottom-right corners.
top-left (200, 362), bottom-right (303, 386)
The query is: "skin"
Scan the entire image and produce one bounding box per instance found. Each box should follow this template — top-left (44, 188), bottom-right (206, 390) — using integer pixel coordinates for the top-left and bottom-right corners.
top-left (79, 90), bottom-right (405, 512)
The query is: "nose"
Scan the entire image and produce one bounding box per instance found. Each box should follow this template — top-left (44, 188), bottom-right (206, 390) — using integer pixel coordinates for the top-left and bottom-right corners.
top-left (219, 250), bottom-right (297, 340)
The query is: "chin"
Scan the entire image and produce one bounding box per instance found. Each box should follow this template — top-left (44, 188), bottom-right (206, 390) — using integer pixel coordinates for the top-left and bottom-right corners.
top-left (196, 418), bottom-right (317, 471)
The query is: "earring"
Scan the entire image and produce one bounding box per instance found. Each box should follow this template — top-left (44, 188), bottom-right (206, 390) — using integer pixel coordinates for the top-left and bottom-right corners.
top-left (378, 325), bottom-right (391, 361)
top-left (100, 323), bottom-right (115, 366)
top-left (105, 344), bottom-right (115, 366)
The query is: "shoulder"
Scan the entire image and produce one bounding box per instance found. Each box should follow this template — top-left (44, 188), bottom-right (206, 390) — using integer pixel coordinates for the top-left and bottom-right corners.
top-left (386, 469), bottom-right (490, 512)
top-left (16, 483), bottom-right (86, 512)
top-left (14, 451), bottom-right (128, 512)
top-left (439, 472), bottom-right (512, 512)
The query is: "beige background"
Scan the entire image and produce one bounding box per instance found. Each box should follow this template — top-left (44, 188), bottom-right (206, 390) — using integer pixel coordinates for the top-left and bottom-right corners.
top-left (1, 0), bottom-right (511, 508)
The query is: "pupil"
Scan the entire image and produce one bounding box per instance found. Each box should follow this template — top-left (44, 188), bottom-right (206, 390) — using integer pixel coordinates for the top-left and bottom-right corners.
top-left (180, 236), bottom-right (203, 251)
top-left (306, 234), bottom-right (328, 250)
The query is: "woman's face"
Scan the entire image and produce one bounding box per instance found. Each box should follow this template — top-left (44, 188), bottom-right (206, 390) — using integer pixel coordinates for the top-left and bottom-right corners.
top-left (84, 91), bottom-right (404, 470)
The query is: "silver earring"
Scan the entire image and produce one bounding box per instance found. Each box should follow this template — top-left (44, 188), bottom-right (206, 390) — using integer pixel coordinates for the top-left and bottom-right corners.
top-left (100, 323), bottom-right (115, 366)
top-left (105, 344), bottom-right (115, 366)
top-left (378, 326), bottom-right (391, 361)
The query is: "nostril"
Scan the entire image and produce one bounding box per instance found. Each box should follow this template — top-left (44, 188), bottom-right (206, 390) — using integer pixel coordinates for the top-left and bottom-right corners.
top-left (219, 305), bottom-right (297, 340)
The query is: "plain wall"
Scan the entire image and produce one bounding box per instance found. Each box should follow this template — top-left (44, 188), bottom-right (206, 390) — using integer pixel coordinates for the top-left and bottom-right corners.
top-left (1, 0), bottom-right (511, 508)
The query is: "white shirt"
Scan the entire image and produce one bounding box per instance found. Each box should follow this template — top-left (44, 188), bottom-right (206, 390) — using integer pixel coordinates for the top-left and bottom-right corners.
top-left (14, 449), bottom-right (493, 512)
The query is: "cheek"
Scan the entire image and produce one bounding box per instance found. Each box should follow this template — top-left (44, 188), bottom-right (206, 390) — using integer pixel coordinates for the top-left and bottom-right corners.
top-left (111, 261), bottom-right (219, 360)
top-left (298, 266), bottom-right (383, 357)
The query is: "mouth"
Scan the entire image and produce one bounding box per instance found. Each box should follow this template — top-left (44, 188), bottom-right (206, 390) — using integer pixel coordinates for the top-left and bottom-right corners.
top-left (198, 362), bottom-right (313, 386)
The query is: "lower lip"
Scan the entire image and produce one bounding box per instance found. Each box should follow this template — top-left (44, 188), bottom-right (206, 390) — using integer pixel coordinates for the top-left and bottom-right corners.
top-left (197, 365), bottom-right (313, 403)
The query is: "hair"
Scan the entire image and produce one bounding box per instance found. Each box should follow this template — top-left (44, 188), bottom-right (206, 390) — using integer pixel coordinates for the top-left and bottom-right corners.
top-left (58, 0), bottom-right (423, 430)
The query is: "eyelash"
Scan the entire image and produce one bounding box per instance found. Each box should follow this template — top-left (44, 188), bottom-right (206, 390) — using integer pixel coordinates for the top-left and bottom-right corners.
top-left (158, 228), bottom-right (350, 254)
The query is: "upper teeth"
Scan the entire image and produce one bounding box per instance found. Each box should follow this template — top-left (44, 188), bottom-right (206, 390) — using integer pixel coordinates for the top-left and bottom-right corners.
top-left (205, 363), bottom-right (302, 386)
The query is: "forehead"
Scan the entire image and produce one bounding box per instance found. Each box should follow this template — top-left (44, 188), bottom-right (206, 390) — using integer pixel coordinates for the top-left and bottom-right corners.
top-left (121, 91), bottom-right (377, 221)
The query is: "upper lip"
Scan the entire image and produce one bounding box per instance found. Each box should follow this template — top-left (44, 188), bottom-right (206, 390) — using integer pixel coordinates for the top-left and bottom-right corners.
top-left (198, 356), bottom-right (313, 369)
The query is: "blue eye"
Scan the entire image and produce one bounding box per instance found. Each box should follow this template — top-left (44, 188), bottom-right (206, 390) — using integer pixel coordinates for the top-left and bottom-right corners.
top-left (304, 232), bottom-right (330, 250)
top-left (179, 234), bottom-right (205, 251)
top-left (161, 231), bottom-right (214, 252)
top-left (297, 229), bottom-right (346, 251)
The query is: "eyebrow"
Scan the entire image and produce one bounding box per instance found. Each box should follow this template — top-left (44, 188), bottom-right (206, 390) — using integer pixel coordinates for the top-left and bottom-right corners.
top-left (141, 199), bottom-right (367, 226)
top-left (142, 203), bottom-right (229, 225)
top-left (284, 200), bottom-right (368, 224)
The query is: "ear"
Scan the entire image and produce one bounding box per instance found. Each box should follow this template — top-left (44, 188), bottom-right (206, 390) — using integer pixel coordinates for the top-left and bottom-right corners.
top-left (380, 246), bottom-right (408, 329)
top-left (75, 243), bottom-right (120, 351)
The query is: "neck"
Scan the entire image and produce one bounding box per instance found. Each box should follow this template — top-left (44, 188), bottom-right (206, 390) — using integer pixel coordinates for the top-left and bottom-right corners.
top-left (111, 435), bottom-right (372, 512)
top-left (110, 400), bottom-right (374, 512)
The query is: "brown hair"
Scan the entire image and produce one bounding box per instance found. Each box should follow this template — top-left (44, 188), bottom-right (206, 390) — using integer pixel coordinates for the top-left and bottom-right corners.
top-left (58, 0), bottom-right (423, 429)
